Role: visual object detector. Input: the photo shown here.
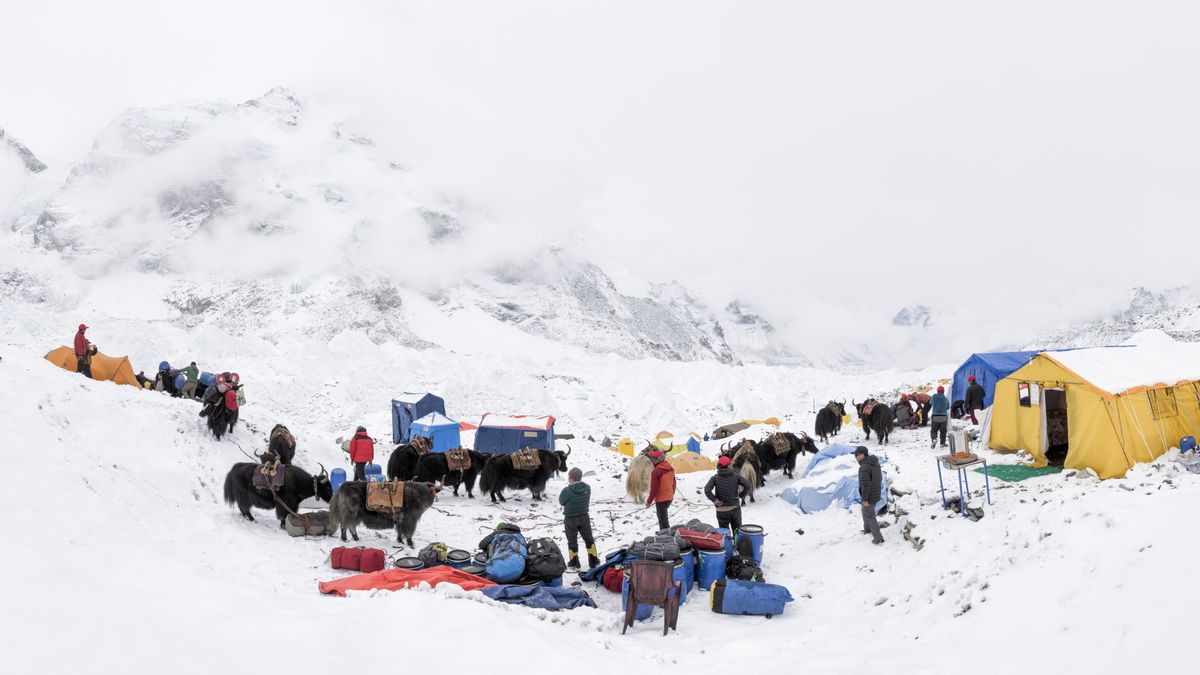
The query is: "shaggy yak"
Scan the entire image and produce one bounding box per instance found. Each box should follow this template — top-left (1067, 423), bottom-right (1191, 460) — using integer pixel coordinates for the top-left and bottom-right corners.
top-left (413, 449), bottom-right (488, 498)
top-left (814, 400), bottom-right (846, 444)
top-left (754, 431), bottom-right (817, 480)
top-left (855, 398), bottom-right (894, 445)
top-left (386, 436), bottom-right (433, 481)
top-left (478, 447), bottom-right (570, 503)
top-left (328, 480), bottom-right (439, 545)
top-left (624, 442), bottom-right (662, 503)
top-left (222, 462), bottom-right (332, 528)
top-left (263, 424), bottom-right (296, 465)
top-left (721, 439), bottom-right (761, 504)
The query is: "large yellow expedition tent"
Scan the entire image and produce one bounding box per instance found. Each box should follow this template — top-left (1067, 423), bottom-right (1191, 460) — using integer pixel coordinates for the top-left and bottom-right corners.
top-left (44, 346), bottom-right (140, 388)
top-left (989, 339), bottom-right (1200, 479)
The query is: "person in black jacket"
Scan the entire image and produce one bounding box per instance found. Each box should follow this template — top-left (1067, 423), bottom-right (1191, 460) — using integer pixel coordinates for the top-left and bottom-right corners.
top-left (703, 456), bottom-right (753, 531)
top-left (854, 446), bottom-right (884, 544)
top-left (965, 375), bottom-right (986, 425)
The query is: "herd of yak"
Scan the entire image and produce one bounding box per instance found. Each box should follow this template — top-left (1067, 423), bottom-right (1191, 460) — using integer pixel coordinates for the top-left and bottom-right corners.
top-left (221, 397), bottom-right (896, 546)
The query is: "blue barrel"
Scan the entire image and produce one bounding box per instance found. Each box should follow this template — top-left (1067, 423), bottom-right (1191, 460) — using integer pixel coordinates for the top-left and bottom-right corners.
top-left (159, 361), bottom-right (170, 371)
top-left (329, 468), bottom-right (347, 494)
top-left (365, 463), bottom-right (383, 482)
top-left (737, 524), bottom-right (765, 565)
top-left (681, 549), bottom-right (696, 590)
top-left (174, 374), bottom-right (185, 391)
top-left (621, 571), bottom-right (654, 621)
top-left (671, 559), bottom-right (689, 605)
top-left (716, 528), bottom-right (734, 560)
top-left (697, 549), bottom-right (726, 590)
top-left (446, 550), bottom-right (472, 569)
top-left (199, 371), bottom-right (216, 387)
top-left (1182, 436), bottom-right (1196, 453)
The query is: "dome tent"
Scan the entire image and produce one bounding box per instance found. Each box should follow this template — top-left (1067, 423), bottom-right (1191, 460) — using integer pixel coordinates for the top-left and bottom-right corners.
top-left (44, 346), bottom-right (139, 388)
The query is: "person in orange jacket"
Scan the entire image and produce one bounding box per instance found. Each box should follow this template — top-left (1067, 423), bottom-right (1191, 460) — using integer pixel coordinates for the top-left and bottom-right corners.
top-left (645, 450), bottom-right (676, 531)
top-left (348, 426), bottom-right (375, 481)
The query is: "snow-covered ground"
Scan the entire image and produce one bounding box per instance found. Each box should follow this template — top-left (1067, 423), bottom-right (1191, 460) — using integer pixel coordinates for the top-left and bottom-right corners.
top-left (2, 322), bottom-right (1196, 673)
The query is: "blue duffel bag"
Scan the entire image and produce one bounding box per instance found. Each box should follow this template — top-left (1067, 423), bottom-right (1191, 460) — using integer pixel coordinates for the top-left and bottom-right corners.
top-left (710, 578), bottom-right (794, 618)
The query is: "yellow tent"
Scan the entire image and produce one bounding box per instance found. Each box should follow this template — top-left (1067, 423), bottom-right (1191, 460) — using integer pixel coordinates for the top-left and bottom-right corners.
top-left (670, 452), bottom-right (715, 473)
top-left (741, 418), bottom-right (781, 428)
top-left (44, 346), bottom-right (140, 388)
top-left (989, 341), bottom-right (1200, 479)
top-left (655, 430), bottom-right (674, 440)
top-left (615, 438), bottom-right (636, 457)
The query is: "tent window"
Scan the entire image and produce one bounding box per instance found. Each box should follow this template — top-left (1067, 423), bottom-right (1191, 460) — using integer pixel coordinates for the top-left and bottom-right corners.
top-left (1018, 382), bottom-right (1038, 407)
top-left (1149, 388), bottom-right (1178, 420)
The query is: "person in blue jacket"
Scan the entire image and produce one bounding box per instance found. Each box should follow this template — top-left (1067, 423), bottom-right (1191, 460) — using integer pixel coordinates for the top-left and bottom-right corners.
top-left (929, 385), bottom-right (950, 449)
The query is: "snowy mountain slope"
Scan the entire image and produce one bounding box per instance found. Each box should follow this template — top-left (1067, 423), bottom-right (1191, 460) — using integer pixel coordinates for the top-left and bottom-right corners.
top-left (0, 88), bottom-right (773, 366)
top-left (2, 348), bottom-right (1196, 674)
top-left (1032, 287), bottom-right (1200, 349)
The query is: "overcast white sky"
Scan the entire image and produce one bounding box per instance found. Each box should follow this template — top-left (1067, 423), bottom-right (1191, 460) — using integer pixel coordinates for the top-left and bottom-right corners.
top-left (4, 1), bottom-right (1200, 361)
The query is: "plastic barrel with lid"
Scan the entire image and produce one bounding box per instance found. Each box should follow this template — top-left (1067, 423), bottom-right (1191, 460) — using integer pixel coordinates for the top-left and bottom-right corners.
top-left (670, 558), bottom-right (689, 605)
top-left (697, 548), bottom-right (726, 590)
top-left (394, 557), bottom-right (424, 571)
top-left (736, 524), bottom-right (766, 565)
top-left (716, 528), bottom-right (734, 560)
top-left (364, 463), bottom-right (384, 482)
top-left (678, 544), bottom-right (696, 590)
top-left (461, 564), bottom-right (487, 578)
top-left (329, 468), bottom-right (347, 494)
top-left (446, 550), bottom-right (472, 569)
top-left (199, 372), bottom-right (216, 387)
top-left (1182, 436), bottom-right (1197, 453)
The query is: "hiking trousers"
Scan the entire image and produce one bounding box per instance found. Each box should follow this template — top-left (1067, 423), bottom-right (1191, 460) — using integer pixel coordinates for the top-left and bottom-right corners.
top-left (183, 381), bottom-right (198, 399)
top-left (861, 502), bottom-right (883, 543)
top-left (654, 500), bottom-right (671, 531)
top-left (76, 357), bottom-right (92, 379)
top-left (930, 416), bottom-right (948, 445)
top-left (564, 514), bottom-right (595, 553)
top-left (715, 507), bottom-right (743, 532)
top-left (353, 462), bottom-right (366, 481)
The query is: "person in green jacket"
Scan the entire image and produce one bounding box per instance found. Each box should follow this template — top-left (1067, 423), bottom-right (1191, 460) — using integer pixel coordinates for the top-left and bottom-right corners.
top-left (181, 362), bottom-right (200, 400)
top-left (558, 467), bottom-right (599, 570)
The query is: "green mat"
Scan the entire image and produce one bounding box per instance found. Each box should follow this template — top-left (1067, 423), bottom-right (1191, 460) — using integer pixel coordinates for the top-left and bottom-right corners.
top-left (974, 464), bottom-right (1062, 482)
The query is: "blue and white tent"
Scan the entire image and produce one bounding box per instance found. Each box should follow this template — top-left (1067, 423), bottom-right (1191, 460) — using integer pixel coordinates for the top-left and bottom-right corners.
top-left (409, 412), bottom-right (462, 453)
top-left (474, 414), bottom-right (556, 455)
top-left (951, 351), bottom-right (1041, 409)
top-left (391, 393), bottom-right (447, 444)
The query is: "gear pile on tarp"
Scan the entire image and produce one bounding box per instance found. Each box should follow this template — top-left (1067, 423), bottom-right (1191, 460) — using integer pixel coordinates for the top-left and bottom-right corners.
top-left (778, 444), bottom-right (889, 514)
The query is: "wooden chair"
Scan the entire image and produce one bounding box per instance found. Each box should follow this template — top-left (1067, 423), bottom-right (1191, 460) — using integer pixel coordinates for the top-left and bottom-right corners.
top-left (621, 560), bottom-right (681, 636)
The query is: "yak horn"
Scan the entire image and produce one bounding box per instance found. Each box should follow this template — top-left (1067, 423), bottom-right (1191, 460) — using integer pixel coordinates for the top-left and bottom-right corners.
top-left (317, 462), bottom-right (327, 477)
top-left (564, 444), bottom-right (572, 458)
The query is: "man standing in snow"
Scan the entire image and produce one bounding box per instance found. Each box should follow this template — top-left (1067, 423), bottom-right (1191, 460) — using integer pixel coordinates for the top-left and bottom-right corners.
top-left (559, 467), bottom-right (600, 570)
top-left (930, 385), bottom-right (950, 449)
top-left (965, 375), bottom-right (986, 424)
top-left (181, 361), bottom-right (200, 399)
top-left (73, 323), bottom-right (92, 378)
top-left (348, 426), bottom-right (374, 481)
top-left (645, 450), bottom-right (676, 531)
top-left (704, 455), bottom-right (752, 531)
top-left (854, 446), bottom-right (884, 545)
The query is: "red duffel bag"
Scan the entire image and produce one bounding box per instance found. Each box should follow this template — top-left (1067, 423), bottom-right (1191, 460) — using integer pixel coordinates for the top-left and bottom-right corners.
top-left (678, 529), bottom-right (725, 551)
top-left (359, 548), bottom-right (386, 573)
top-left (332, 546), bottom-right (364, 570)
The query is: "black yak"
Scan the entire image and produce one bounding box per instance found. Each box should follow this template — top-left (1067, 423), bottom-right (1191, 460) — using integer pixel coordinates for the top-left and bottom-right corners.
top-left (814, 400), bottom-right (846, 443)
top-left (386, 436), bottom-right (433, 481)
top-left (478, 447), bottom-right (570, 503)
top-left (855, 398), bottom-right (894, 445)
top-left (413, 449), bottom-right (487, 498)
top-left (262, 424), bottom-right (296, 465)
top-left (755, 431), bottom-right (817, 480)
top-left (328, 480), bottom-right (439, 545)
top-left (721, 439), bottom-right (760, 504)
top-left (222, 462), bottom-right (332, 528)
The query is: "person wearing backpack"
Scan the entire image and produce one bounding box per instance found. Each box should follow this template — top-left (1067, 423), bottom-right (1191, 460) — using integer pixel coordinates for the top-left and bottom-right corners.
top-left (559, 467), bottom-right (600, 570)
top-left (645, 450), bottom-right (676, 531)
top-left (704, 455), bottom-right (753, 531)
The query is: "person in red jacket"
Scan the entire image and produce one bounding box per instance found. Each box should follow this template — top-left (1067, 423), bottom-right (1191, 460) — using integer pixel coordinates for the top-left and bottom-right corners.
top-left (645, 450), bottom-right (676, 531)
top-left (348, 426), bottom-right (374, 481)
top-left (223, 384), bottom-right (239, 433)
top-left (73, 323), bottom-right (92, 378)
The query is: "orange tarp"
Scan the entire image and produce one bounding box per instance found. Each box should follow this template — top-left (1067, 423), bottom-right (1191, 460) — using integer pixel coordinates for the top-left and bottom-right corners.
top-left (318, 567), bottom-right (495, 596)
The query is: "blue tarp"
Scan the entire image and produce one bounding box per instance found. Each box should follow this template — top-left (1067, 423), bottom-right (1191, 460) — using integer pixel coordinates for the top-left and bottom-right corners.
top-left (783, 444), bottom-right (888, 514)
top-left (951, 351), bottom-right (1041, 409)
top-left (391, 393), bottom-right (446, 445)
top-left (480, 584), bottom-right (597, 611)
top-left (408, 412), bottom-right (461, 453)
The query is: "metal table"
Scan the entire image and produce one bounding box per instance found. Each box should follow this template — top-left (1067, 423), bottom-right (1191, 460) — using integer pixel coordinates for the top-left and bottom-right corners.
top-left (936, 455), bottom-right (992, 517)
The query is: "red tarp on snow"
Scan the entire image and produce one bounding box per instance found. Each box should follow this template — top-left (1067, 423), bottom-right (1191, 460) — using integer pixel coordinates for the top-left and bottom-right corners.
top-left (318, 567), bottom-right (495, 596)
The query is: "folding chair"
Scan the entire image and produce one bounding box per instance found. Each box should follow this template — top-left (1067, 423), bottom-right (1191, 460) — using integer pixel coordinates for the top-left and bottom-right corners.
top-left (621, 559), bottom-right (681, 636)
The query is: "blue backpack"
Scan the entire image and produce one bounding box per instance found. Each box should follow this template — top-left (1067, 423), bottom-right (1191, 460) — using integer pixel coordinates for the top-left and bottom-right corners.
top-left (485, 532), bottom-right (528, 583)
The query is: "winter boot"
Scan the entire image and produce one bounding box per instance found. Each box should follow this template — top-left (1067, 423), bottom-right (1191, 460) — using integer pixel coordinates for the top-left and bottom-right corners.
top-left (586, 545), bottom-right (601, 569)
top-left (567, 550), bottom-right (581, 570)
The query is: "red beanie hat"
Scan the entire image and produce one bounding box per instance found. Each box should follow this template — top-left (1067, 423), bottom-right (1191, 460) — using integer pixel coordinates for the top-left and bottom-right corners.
top-left (937, 385), bottom-right (945, 393)
top-left (717, 456), bottom-right (731, 467)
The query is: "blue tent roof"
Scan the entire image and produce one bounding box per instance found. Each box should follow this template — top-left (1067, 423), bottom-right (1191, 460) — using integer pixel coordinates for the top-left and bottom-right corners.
top-left (951, 351), bottom-right (1041, 408)
top-left (408, 412), bottom-right (461, 453)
